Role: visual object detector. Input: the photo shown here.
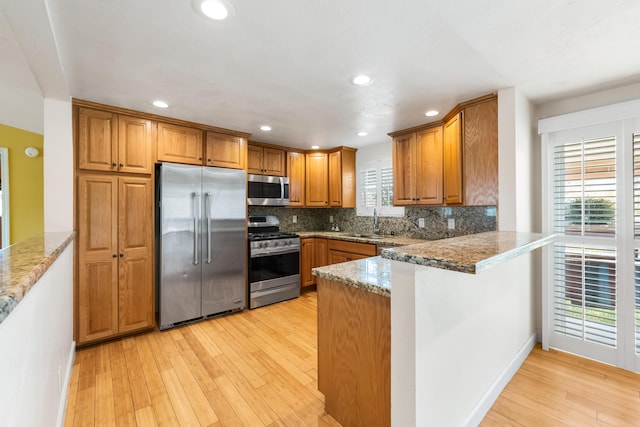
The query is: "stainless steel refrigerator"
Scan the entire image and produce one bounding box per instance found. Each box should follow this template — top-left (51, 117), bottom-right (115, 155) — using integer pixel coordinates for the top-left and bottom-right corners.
top-left (156, 162), bottom-right (246, 330)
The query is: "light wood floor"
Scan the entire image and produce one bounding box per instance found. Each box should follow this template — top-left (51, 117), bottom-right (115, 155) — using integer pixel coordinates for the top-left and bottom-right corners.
top-left (65, 289), bottom-right (640, 426)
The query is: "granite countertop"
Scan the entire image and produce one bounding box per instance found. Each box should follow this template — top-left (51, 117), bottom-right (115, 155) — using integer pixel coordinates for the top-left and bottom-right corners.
top-left (312, 231), bottom-right (554, 295)
top-left (0, 232), bottom-right (75, 325)
top-left (295, 231), bottom-right (427, 247)
top-left (381, 231), bottom-right (554, 274)
top-left (313, 256), bottom-right (392, 297)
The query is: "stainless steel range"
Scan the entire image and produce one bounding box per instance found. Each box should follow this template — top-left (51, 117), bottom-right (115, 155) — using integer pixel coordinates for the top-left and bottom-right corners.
top-left (248, 216), bottom-right (300, 309)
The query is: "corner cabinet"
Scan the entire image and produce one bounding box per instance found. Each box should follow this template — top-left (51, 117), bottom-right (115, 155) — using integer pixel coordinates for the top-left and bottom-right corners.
top-left (390, 93), bottom-right (498, 206)
top-left (77, 107), bottom-right (154, 174)
top-left (77, 174), bottom-right (154, 345)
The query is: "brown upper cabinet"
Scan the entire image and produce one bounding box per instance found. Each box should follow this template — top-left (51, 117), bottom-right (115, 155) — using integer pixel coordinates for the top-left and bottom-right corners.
top-left (77, 107), bottom-right (154, 174)
top-left (157, 122), bottom-right (204, 165)
top-left (247, 143), bottom-right (286, 176)
top-left (306, 151), bottom-right (329, 207)
top-left (392, 126), bottom-right (443, 205)
top-left (329, 148), bottom-right (357, 208)
top-left (205, 131), bottom-right (247, 170)
top-left (389, 93), bottom-right (498, 206)
top-left (287, 151), bottom-right (306, 207)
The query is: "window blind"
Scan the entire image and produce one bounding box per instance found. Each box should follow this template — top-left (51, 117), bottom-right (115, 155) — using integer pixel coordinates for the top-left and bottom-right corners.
top-left (633, 133), bottom-right (640, 355)
top-left (380, 167), bottom-right (393, 207)
top-left (360, 169), bottom-right (377, 208)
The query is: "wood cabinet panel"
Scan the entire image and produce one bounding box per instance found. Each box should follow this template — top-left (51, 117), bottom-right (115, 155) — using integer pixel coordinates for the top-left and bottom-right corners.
top-left (301, 238), bottom-right (314, 287)
top-left (463, 97), bottom-right (498, 205)
top-left (306, 152), bottom-right (329, 207)
top-left (443, 112), bottom-right (463, 205)
top-left (415, 127), bottom-right (443, 205)
top-left (118, 115), bottom-right (153, 174)
top-left (287, 151), bottom-right (305, 207)
top-left (157, 122), bottom-right (203, 165)
top-left (329, 151), bottom-right (343, 207)
top-left (317, 277), bottom-right (390, 427)
top-left (392, 134), bottom-right (416, 205)
top-left (77, 174), bottom-right (154, 344)
top-left (329, 148), bottom-right (356, 208)
top-left (327, 239), bottom-right (376, 258)
top-left (78, 107), bottom-right (117, 172)
top-left (77, 175), bottom-right (119, 343)
top-left (247, 144), bottom-right (285, 175)
top-left (206, 132), bottom-right (246, 169)
top-left (315, 238), bottom-right (328, 268)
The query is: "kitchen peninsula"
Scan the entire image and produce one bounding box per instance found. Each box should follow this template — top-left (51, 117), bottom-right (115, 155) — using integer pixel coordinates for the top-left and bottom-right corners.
top-left (313, 231), bottom-right (553, 427)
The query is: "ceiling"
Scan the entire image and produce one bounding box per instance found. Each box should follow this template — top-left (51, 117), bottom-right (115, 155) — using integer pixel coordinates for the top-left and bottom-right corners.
top-left (4, 0), bottom-right (640, 147)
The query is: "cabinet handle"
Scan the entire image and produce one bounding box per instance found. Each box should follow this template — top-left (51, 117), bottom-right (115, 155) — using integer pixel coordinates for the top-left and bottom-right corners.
top-left (347, 257), bottom-right (352, 261)
top-left (119, 253), bottom-right (124, 257)
top-left (207, 158), bottom-right (212, 162)
top-left (111, 162), bottom-right (117, 168)
top-left (199, 157), bottom-right (203, 160)
top-left (112, 254), bottom-right (117, 258)
top-left (119, 163), bottom-right (123, 168)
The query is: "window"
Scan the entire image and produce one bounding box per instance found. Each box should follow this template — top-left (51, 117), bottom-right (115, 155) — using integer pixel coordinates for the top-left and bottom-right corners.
top-left (357, 162), bottom-right (404, 217)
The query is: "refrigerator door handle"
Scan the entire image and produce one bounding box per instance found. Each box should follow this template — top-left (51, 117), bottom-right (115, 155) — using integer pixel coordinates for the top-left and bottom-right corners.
top-left (192, 192), bottom-right (200, 265)
top-left (205, 191), bottom-right (212, 264)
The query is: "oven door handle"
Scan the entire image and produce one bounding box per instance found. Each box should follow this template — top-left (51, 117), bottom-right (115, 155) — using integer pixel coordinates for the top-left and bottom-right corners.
top-left (251, 246), bottom-right (300, 258)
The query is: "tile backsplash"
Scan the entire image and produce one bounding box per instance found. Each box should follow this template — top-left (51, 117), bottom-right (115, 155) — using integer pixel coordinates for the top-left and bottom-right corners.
top-left (248, 205), bottom-right (497, 240)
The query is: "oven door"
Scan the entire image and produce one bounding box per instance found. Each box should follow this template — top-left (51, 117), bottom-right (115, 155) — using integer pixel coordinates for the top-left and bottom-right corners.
top-left (249, 247), bottom-right (300, 291)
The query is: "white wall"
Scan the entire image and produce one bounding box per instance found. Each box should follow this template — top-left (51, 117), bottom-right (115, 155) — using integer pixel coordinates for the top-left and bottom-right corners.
top-left (0, 241), bottom-right (75, 427)
top-left (44, 99), bottom-right (73, 232)
top-left (391, 252), bottom-right (537, 427)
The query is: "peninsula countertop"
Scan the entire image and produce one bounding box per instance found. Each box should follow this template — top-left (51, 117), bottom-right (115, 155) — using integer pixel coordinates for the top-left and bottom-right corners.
top-left (312, 231), bottom-right (554, 296)
top-left (0, 232), bottom-right (75, 325)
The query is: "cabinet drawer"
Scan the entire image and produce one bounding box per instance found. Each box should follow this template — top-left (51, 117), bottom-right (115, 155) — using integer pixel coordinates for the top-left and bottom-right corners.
top-left (327, 240), bottom-right (376, 257)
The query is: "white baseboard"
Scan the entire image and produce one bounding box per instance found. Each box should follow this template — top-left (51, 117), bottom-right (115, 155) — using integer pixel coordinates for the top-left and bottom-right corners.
top-left (56, 340), bottom-right (76, 427)
top-left (462, 333), bottom-right (537, 427)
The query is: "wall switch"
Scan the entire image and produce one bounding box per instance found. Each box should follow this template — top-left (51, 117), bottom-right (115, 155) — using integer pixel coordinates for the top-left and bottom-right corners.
top-left (448, 218), bottom-right (455, 229)
top-left (292, 215), bottom-right (297, 224)
top-left (329, 215), bottom-right (334, 223)
top-left (418, 218), bottom-right (425, 228)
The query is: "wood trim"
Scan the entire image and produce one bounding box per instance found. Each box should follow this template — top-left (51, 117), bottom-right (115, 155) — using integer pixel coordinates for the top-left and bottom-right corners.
top-left (72, 98), bottom-right (252, 139)
top-left (388, 93), bottom-right (497, 137)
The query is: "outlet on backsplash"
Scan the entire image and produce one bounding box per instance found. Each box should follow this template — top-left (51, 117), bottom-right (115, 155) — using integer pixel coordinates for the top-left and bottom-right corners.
top-left (418, 218), bottom-right (425, 228)
top-left (329, 215), bottom-right (334, 223)
top-left (292, 215), bottom-right (297, 224)
top-left (448, 218), bottom-right (455, 229)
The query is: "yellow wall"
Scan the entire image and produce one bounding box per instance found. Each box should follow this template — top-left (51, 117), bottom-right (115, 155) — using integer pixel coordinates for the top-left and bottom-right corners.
top-left (0, 124), bottom-right (44, 244)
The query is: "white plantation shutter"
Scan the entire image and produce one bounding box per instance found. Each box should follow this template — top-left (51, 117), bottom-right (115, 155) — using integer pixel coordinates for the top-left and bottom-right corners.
top-left (360, 169), bottom-right (377, 208)
top-left (633, 133), bottom-right (640, 356)
top-left (380, 167), bottom-right (393, 207)
top-left (549, 129), bottom-right (619, 360)
top-left (357, 163), bottom-right (404, 217)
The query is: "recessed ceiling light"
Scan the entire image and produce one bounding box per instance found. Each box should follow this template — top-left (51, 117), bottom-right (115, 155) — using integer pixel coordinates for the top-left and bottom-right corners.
top-left (425, 110), bottom-right (439, 117)
top-left (260, 125), bottom-right (272, 131)
top-left (152, 100), bottom-right (169, 108)
top-left (193, 0), bottom-right (235, 21)
top-left (357, 131), bottom-right (368, 137)
top-left (311, 145), bottom-right (320, 150)
top-left (351, 75), bottom-right (373, 86)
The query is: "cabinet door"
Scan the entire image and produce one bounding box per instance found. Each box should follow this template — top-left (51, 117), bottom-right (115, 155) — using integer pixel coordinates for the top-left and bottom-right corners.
top-left (205, 132), bottom-right (246, 170)
top-left (415, 127), bottom-right (443, 205)
top-left (78, 107), bottom-right (117, 172)
top-left (392, 134), bottom-right (416, 205)
top-left (247, 144), bottom-right (264, 174)
top-left (443, 113), bottom-right (463, 205)
top-left (306, 152), bottom-right (329, 207)
top-left (118, 176), bottom-right (154, 333)
top-left (157, 122), bottom-right (203, 165)
top-left (288, 151), bottom-right (306, 206)
top-left (301, 238), bottom-right (314, 287)
top-left (329, 151), bottom-right (342, 207)
top-left (118, 115), bottom-right (153, 174)
top-left (77, 174), bottom-right (119, 344)
top-left (263, 147), bottom-right (285, 176)
top-left (314, 238), bottom-right (328, 268)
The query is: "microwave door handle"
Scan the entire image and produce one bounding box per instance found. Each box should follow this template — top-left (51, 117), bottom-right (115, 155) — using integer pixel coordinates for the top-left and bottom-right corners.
top-left (205, 192), bottom-right (212, 264)
top-left (280, 177), bottom-right (284, 203)
top-left (192, 192), bottom-right (200, 265)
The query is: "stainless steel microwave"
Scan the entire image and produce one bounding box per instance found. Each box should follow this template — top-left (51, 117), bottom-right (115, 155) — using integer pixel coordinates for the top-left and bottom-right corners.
top-left (247, 174), bottom-right (290, 206)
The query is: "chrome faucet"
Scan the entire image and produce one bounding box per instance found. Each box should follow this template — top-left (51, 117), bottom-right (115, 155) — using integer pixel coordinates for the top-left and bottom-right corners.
top-left (373, 208), bottom-right (380, 234)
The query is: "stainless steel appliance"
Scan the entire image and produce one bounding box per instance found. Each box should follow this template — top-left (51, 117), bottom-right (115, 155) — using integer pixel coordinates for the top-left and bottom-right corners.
top-left (248, 216), bottom-right (300, 309)
top-left (156, 162), bottom-right (246, 330)
top-left (247, 174), bottom-right (290, 206)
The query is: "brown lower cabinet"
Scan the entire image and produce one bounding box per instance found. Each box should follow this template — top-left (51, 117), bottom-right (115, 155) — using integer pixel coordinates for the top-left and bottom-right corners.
top-left (77, 174), bottom-right (154, 345)
top-left (301, 237), bottom-right (377, 287)
top-left (317, 277), bottom-right (390, 426)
